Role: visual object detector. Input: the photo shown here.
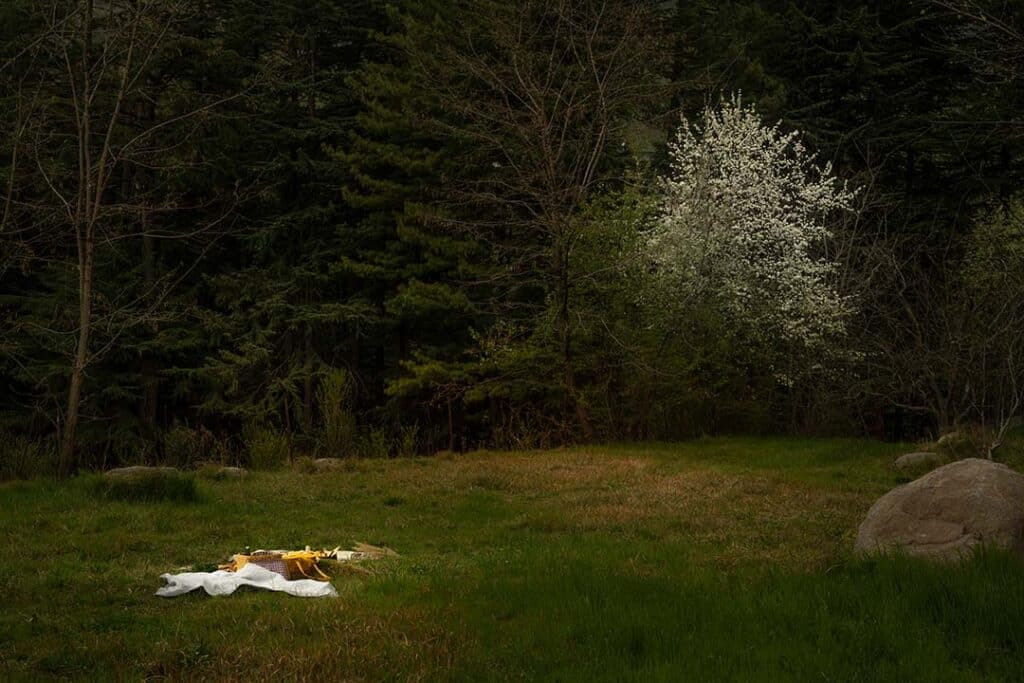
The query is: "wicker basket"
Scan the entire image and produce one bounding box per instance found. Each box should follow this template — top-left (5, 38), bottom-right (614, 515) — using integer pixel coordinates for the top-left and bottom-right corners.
top-left (245, 552), bottom-right (293, 579)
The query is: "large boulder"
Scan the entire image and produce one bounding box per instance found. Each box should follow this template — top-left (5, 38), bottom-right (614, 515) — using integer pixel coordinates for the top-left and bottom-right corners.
top-left (856, 458), bottom-right (1024, 560)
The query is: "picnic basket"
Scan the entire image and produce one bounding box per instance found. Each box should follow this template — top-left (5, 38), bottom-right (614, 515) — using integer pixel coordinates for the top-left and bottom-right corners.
top-left (226, 551), bottom-right (331, 580)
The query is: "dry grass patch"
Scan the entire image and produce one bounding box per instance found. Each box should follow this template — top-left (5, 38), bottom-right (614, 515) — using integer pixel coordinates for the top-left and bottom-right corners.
top-left (302, 448), bottom-right (875, 569)
top-left (528, 464), bottom-right (870, 569)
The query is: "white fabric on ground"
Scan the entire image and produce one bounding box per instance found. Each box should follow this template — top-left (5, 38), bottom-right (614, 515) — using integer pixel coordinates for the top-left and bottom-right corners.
top-left (155, 562), bottom-right (338, 598)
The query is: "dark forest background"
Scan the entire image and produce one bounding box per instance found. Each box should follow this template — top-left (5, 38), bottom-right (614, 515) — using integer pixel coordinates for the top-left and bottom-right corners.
top-left (2, 0), bottom-right (1023, 475)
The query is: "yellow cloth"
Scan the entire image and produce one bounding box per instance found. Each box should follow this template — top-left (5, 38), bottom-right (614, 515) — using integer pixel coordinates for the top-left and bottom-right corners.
top-left (221, 549), bottom-right (332, 581)
top-left (281, 551), bottom-right (332, 580)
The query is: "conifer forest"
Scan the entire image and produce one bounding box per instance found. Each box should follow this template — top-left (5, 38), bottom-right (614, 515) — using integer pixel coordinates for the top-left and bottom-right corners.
top-left (2, 0), bottom-right (1023, 474)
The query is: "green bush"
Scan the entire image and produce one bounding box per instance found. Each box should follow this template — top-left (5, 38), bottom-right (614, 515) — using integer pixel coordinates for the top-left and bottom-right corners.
top-left (161, 425), bottom-right (202, 469)
top-left (359, 427), bottom-right (391, 458)
top-left (294, 456), bottom-right (318, 473)
top-left (317, 368), bottom-right (358, 457)
top-left (243, 425), bottom-right (289, 470)
top-left (195, 463), bottom-right (227, 480)
top-left (162, 425), bottom-right (234, 468)
top-left (396, 423), bottom-right (419, 458)
top-left (0, 434), bottom-right (58, 481)
top-left (934, 425), bottom-right (991, 460)
top-left (89, 471), bottom-right (199, 503)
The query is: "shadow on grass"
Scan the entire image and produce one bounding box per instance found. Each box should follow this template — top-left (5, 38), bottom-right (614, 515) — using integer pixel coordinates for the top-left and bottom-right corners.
top-left (85, 471), bottom-right (200, 503)
top-left (447, 542), bottom-right (1024, 682)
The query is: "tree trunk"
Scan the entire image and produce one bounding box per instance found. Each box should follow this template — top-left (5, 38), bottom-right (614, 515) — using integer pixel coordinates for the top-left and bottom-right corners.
top-left (140, 223), bottom-right (159, 431)
top-left (138, 99), bottom-right (159, 433)
top-left (447, 396), bottom-right (454, 452)
top-left (303, 325), bottom-right (314, 434)
top-left (555, 237), bottom-right (595, 442)
top-left (58, 0), bottom-right (94, 478)
top-left (283, 393), bottom-right (293, 464)
top-left (59, 226), bottom-right (94, 478)
top-left (905, 147), bottom-right (915, 197)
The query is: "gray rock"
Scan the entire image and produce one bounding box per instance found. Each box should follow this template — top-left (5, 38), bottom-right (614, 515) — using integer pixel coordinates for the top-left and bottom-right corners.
top-left (105, 465), bottom-right (179, 478)
top-left (314, 458), bottom-right (348, 472)
top-left (934, 430), bottom-right (987, 459)
top-left (936, 431), bottom-right (965, 448)
top-left (218, 466), bottom-right (248, 478)
top-left (893, 452), bottom-right (945, 473)
top-left (856, 458), bottom-right (1024, 560)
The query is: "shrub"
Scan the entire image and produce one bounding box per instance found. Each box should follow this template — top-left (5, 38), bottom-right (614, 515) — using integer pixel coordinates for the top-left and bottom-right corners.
top-left (934, 425), bottom-right (991, 460)
top-left (359, 427), bottom-right (391, 458)
top-left (396, 423), bottom-right (419, 458)
top-left (89, 471), bottom-right (199, 503)
top-left (162, 425), bottom-right (234, 468)
top-left (294, 456), bottom-right (318, 474)
top-left (243, 425), bottom-right (289, 470)
top-left (317, 368), bottom-right (358, 457)
top-left (196, 463), bottom-right (227, 480)
top-left (161, 425), bottom-right (202, 469)
top-left (0, 434), bottom-right (58, 481)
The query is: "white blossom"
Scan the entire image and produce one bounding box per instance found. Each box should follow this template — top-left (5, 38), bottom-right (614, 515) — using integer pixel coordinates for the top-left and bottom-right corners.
top-left (648, 95), bottom-right (856, 351)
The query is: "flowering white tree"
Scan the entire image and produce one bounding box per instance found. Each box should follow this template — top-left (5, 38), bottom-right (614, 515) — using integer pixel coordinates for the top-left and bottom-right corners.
top-left (648, 95), bottom-right (857, 355)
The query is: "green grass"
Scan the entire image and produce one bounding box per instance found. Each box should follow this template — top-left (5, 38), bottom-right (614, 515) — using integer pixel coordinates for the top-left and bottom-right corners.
top-left (87, 470), bottom-right (200, 503)
top-left (1, 436), bottom-right (1022, 681)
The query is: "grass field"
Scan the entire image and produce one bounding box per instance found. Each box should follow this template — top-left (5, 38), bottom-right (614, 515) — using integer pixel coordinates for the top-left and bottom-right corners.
top-left (2, 437), bottom-right (1023, 681)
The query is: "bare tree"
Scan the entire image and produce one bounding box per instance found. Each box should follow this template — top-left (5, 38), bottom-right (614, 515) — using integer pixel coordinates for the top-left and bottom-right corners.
top-left (867, 1), bottom-right (1024, 447)
top-left (932, 0), bottom-right (1024, 84)
top-left (861, 201), bottom-right (1024, 450)
top-left (962, 198), bottom-right (1024, 456)
top-left (407, 0), bottom-right (672, 441)
top-left (4, 0), bottom-right (245, 475)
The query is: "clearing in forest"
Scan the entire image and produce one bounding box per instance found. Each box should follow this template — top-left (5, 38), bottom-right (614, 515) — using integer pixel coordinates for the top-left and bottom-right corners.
top-left (1, 437), bottom-right (1022, 681)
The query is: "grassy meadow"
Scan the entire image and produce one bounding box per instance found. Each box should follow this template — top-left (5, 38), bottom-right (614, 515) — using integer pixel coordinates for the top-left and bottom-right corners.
top-left (1, 437), bottom-right (1023, 681)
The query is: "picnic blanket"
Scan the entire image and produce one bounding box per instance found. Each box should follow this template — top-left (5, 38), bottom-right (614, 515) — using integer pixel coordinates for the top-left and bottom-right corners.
top-left (156, 562), bottom-right (338, 598)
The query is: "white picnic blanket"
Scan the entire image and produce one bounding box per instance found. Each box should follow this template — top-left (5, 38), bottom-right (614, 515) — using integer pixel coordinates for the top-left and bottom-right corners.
top-left (155, 562), bottom-right (338, 598)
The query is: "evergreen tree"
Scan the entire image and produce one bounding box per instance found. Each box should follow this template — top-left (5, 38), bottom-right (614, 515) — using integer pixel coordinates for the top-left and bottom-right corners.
top-left (340, 0), bottom-right (484, 449)
top-left (189, 0), bottom-right (387, 444)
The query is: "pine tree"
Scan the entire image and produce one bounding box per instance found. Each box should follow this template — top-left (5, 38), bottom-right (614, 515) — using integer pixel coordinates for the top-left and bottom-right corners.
top-left (187, 0), bottom-right (387, 444)
top-left (339, 0), bottom-right (483, 449)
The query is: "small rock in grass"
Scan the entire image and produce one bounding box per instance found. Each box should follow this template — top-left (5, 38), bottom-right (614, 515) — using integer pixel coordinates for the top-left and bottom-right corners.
top-left (893, 452), bottom-right (945, 474)
top-left (314, 458), bottom-right (348, 472)
top-left (105, 465), bottom-right (179, 478)
top-left (218, 466), bottom-right (248, 478)
top-left (934, 429), bottom-right (989, 459)
top-left (936, 431), bottom-right (958, 445)
top-left (856, 458), bottom-right (1024, 561)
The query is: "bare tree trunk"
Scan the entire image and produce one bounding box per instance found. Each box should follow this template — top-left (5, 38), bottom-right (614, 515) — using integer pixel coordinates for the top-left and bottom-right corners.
top-left (140, 221), bottom-right (159, 430)
top-left (303, 325), bottom-right (314, 433)
top-left (58, 0), bottom-right (95, 478)
top-left (1, 118), bottom-right (19, 232)
top-left (283, 393), bottom-right (294, 463)
top-left (555, 237), bottom-right (595, 442)
top-left (447, 396), bottom-right (454, 452)
top-left (16, 0), bottom-right (242, 474)
top-left (138, 96), bottom-right (159, 433)
top-left (59, 223), bottom-right (94, 477)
